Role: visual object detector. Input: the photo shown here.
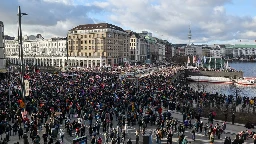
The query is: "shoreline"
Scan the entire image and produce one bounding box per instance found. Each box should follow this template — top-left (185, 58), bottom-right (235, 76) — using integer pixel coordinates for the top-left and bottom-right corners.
top-left (171, 70), bottom-right (256, 125)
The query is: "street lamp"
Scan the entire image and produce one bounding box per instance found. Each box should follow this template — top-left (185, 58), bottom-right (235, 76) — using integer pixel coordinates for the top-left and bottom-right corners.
top-left (18, 6), bottom-right (28, 107)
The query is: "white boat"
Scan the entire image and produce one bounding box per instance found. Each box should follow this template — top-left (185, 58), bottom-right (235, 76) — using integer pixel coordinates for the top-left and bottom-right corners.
top-left (187, 76), bottom-right (208, 82)
top-left (208, 77), bottom-right (233, 84)
top-left (187, 76), bottom-right (233, 84)
top-left (234, 79), bottom-right (256, 85)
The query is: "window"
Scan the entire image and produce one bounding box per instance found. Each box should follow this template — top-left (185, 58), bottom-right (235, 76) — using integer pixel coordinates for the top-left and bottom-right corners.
top-left (85, 46), bottom-right (87, 50)
top-left (92, 40), bottom-right (94, 44)
top-left (84, 40), bottom-right (87, 44)
top-left (89, 46), bottom-right (91, 50)
top-left (89, 40), bottom-right (91, 44)
top-left (81, 41), bottom-right (83, 44)
top-left (89, 35), bottom-right (91, 38)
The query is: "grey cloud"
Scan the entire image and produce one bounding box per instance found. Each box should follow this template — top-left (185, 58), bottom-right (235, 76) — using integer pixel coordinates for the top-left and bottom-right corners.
top-left (18, 0), bottom-right (102, 26)
top-left (1, 0), bottom-right (103, 38)
top-left (102, 0), bottom-right (256, 43)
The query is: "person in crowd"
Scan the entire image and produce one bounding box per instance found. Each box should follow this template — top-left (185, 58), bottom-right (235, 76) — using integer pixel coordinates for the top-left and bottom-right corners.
top-left (0, 65), bottom-right (255, 144)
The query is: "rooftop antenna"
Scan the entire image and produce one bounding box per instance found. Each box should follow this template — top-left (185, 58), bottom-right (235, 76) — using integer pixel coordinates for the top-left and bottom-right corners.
top-left (188, 25), bottom-right (192, 45)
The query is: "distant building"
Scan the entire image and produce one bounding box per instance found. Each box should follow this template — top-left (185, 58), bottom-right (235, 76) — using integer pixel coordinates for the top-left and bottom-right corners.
top-left (5, 35), bottom-right (67, 68)
top-left (4, 35), bottom-right (15, 40)
top-left (225, 44), bottom-right (256, 58)
top-left (126, 31), bottom-right (149, 63)
top-left (210, 49), bottom-right (222, 58)
top-left (164, 42), bottom-right (173, 61)
top-left (184, 45), bottom-right (202, 56)
top-left (141, 31), bottom-right (152, 37)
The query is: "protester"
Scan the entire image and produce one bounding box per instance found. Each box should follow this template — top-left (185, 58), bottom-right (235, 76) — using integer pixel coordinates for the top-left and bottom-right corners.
top-left (0, 64), bottom-right (254, 144)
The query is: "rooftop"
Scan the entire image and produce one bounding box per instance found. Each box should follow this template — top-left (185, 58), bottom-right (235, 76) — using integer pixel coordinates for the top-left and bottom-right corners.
top-left (70, 23), bottom-right (125, 32)
top-left (233, 44), bottom-right (256, 48)
top-left (226, 44), bottom-right (256, 48)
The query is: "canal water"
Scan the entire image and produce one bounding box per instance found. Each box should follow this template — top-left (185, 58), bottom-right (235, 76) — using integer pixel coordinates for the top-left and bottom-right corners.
top-left (189, 62), bottom-right (256, 98)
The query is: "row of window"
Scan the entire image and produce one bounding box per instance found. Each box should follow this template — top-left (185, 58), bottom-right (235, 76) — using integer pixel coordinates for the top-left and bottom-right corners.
top-left (68, 46), bottom-right (103, 51)
top-left (5, 43), bottom-right (66, 48)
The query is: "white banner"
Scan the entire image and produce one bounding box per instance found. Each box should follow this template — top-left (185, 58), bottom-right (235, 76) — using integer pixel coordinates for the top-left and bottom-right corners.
top-left (24, 80), bottom-right (30, 96)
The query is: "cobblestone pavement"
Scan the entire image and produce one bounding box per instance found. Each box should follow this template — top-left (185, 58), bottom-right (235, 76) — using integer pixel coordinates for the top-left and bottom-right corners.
top-left (6, 108), bottom-right (256, 144)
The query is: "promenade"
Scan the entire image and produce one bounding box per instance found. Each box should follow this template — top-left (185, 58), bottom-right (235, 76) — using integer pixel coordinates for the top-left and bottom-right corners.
top-left (6, 108), bottom-right (255, 144)
top-left (1, 65), bottom-right (255, 144)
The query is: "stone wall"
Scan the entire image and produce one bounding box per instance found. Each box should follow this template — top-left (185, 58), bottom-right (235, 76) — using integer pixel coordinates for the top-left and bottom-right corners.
top-left (185, 70), bottom-right (243, 79)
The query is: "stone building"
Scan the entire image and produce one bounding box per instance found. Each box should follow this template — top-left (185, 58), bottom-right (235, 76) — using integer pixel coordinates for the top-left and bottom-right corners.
top-left (67, 23), bottom-right (130, 66)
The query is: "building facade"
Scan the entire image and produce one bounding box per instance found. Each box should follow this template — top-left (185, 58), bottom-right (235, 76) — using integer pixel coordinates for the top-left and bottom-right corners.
top-left (5, 23), bottom-right (171, 68)
top-left (67, 23), bottom-right (130, 67)
top-left (164, 42), bottom-right (173, 61)
top-left (184, 46), bottom-right (202, 56)
top-left (127, 31), bottom-right (148, 63)
top-left (225, 44), bottom-right (256, 58)
top-left (210, 49), bottom-right (222, 58)
top-left (5, 36), bottom-right (68, 68)
top-left (0, 21), bottom-right (5, 71)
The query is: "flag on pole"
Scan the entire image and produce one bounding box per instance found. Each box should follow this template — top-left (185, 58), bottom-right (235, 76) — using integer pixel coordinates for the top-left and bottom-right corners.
top-left (214, 58), bottom-right (217, 69)
top-left (187, 56), bottom-right (190, 64)
top-left (203, 56), bottom-right (206, 64)
top-left (197, 59), bottom-right (200, 66)
top-left (220, 57), bottom-right (223, 68)
top-left (193, 56), bottom-right (196, 64)
top-left (209, 57), bottom-right (212, 63)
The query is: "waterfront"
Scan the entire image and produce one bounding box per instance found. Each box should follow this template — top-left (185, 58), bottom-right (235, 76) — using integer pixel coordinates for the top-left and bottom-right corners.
top-left (189, 62), bottom-right (256, 98)
top-left (230, 62), bottom-right (256, 77)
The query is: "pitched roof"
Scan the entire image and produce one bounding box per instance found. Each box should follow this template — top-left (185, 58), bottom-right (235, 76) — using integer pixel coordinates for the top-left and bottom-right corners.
top-left (70, 23), bottom-right (125, 32)
top-left (233, 44), bottom-right (256, 48)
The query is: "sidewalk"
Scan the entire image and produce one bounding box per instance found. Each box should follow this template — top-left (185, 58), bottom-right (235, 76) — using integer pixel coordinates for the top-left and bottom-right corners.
top-left (165, 108), bottom-right (256, 135)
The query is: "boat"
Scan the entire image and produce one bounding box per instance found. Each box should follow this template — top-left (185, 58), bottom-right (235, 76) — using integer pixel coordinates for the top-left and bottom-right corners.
top-left (187, 76), bottom-right (233, 84)
top-left (187, 76), bottom-right (208, 82)
top-left (234, 79), bottom-right (256, 86)
top-left (208, 77), bottom-right (234, 84)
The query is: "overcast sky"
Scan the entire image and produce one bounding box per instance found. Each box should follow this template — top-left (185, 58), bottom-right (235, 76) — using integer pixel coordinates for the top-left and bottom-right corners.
top-left (1, 0), bottom-right (256, 44)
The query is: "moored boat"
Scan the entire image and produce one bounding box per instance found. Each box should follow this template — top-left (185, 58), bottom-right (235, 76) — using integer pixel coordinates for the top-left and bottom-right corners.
top-left (187, 76), bottom-right (233, 84)
top-left (234, 79), bottom-right (256, 86)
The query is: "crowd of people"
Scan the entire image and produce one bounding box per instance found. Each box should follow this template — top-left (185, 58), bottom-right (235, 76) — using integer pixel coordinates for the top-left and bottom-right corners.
top-left (0, 64), bottom-right (255, 144)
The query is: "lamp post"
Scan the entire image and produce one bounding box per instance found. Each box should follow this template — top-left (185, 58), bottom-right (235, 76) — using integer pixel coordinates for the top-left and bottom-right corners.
top-left (18, 6), bottom-right (28, 106)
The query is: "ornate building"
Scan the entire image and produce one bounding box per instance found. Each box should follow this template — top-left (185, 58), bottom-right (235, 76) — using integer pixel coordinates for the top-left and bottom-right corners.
top-left (67, 23), bottom-right (130, 67)
top-left (5, 36), bottom-right (67, 68)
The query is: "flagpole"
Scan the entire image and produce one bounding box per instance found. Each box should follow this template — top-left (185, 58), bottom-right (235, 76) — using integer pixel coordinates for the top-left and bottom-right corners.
top-left (215, 58), bottom-right (216, 69)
